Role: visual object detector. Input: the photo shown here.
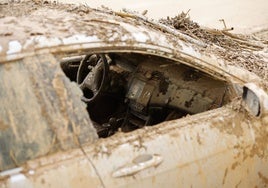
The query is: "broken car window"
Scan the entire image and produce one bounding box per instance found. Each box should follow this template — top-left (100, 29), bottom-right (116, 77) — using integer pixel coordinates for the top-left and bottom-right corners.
top-left (60, 52), bottom-right (235, 138)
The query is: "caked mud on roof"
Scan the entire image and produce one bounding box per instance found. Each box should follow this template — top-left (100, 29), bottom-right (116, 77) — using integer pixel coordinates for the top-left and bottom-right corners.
top-left (0, 0), bottom-right (267, 84)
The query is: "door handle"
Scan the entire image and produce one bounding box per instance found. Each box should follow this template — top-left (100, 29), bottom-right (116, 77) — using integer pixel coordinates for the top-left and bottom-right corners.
top-left (112, 154), bottom-right (163, 178)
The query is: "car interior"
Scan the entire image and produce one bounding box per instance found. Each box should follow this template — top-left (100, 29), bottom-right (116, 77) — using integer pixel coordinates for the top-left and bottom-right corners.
top-left (60, 53), bottom-right (235, 138)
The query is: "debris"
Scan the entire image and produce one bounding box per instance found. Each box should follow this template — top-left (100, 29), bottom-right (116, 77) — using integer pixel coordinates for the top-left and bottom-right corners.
top-left (219, 19), bottom-right (234, 31)
top-left (159, 12), bottom-right (268, 82)
top-left (142, 10), bottom-right (148, 16)
top-left (0, 0), bottom-right (8, 5)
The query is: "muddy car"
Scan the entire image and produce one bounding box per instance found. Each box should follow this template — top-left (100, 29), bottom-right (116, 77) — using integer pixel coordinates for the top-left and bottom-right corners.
top-left (0, 1), bottom-right (268, 188)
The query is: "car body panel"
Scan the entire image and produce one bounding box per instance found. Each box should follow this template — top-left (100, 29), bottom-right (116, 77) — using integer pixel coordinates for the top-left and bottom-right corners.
top-left (0, 4), bottom-right (264, 86)
top-left (0, 53), bottom-right (97, 171)
top-left (0, 149), bottom-right (103, 188)
top-left (0, 1), bottom-right (268, 188)
top-left (0, 103), bottom-right (267, 187)
top-left (82, 104), bottom-right (268, 188)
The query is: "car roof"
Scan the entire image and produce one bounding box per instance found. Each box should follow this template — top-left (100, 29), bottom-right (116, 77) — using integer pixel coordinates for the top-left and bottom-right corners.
top-left (0, 1), bottom-right (267, 86)
top-left (0, 1), bottom-right (204, 56)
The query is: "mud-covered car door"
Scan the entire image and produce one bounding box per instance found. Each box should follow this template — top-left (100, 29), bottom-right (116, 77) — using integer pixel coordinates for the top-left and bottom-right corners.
top-left (0, 53), bottom-right (97, 171)
top-left (0, 149), bottom-right (104, 188)
top-left (83, 102), bottom-right (268, 188)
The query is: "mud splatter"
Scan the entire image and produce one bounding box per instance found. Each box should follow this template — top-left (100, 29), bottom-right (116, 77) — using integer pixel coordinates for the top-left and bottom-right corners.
top-left (0, 119), bottom-right (8, 131)
top-left (222, 167), bottom-right (228, 185)
top-left (258, 172), bottom-right (268, 185)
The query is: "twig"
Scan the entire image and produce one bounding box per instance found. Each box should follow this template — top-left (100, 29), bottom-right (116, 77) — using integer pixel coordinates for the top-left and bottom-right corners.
top-left (9, 150), bottom-right (19, 167)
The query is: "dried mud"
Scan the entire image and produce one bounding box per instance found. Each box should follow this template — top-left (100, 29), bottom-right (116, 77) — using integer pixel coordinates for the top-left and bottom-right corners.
top-left (0, 1), bottom-right (96, 17)
top-left (1, 1), bottom-right (268, 85)
top-left (160, 12), bottom-right (268, 83)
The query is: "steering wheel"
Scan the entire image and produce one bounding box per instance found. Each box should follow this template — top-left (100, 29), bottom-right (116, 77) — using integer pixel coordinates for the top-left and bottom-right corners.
top-left (77, 54), bottom-right (109, 103)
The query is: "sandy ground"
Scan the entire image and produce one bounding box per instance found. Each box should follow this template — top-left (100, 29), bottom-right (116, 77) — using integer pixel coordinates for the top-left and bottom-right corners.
top-left (57, 0), bottom-right (268, 34)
